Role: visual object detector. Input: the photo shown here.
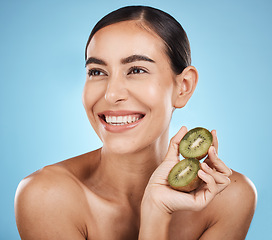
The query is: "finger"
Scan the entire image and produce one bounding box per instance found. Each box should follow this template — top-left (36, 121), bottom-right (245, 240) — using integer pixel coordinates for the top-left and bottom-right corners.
top-left (150, 126), bottom-right (188, 183)
top-left (164, 126), bottom-right (187, 161)
top-left (196, 170), bottom-right (217, 203)
top-left (211, 129), bottom-right (218, 153)
top-left (208, 146), bottom-right (232, 177)
top-left (201, 162), bottom-right (231, 188)
top-left (170, 126), bottom-right (188, 146)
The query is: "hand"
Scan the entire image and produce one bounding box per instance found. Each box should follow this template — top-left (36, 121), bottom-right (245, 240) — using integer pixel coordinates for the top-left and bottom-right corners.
top-left (142, 126), bottom-right (232, 214)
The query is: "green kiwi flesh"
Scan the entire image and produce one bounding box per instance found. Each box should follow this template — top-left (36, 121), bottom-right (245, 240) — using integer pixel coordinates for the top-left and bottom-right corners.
top-left (168, 158), bottom-right (202, 192)
top-left (179, 127), bottom-right (213, 160)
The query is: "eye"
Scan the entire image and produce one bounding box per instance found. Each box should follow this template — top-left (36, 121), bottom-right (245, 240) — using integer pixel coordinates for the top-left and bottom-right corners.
top-left (128, 66), bottom-right (147, 75)
top-left (88, 69), bottom-right (106, 77)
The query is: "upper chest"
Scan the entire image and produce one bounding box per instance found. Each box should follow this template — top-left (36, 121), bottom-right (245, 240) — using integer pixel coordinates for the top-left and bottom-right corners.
top-left (85, 199), bottom-right (140, 240)
top-left (83, 194), bottom-right (210, 240)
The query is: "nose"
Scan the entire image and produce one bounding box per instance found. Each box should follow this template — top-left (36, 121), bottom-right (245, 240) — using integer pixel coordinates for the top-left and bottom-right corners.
top-left (104, 76), bottom-right (128, 104)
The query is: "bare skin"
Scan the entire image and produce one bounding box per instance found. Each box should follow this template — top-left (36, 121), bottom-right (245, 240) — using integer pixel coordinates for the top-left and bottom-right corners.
top-left (15, 21), bottom-right (257, 240)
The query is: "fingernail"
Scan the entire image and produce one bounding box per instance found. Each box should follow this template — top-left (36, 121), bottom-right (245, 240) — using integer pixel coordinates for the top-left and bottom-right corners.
top-left (198, 170), bottom-right (206, 176)
top-left (213, 146), bottom-right (218, 156)
top-left (203, 162), bottom-right (211, 170)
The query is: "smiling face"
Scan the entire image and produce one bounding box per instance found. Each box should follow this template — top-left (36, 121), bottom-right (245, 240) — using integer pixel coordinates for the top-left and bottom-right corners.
top-left (83, 20), bottom-right (179, 154)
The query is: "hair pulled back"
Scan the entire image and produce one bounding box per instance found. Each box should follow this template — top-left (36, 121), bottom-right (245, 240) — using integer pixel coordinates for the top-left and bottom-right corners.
top-left (85, 6), bottom-right (191, 75)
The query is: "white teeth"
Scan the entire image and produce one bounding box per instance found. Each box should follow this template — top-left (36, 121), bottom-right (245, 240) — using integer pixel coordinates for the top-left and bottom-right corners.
top-left (116, 116), bottom-right (123, 123)
top-left (104, 115), bottom-right (141, 125)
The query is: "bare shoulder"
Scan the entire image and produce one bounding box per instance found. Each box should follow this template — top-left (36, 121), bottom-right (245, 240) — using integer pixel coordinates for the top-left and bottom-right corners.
top-left (215, 170), bottom-right (257, 211)
top-left (231, 170), bottom-right (257, 199)
top-left (15, 164), bottom-right (89, 239)
top-left (200, 170), bottom-right (257, 240)
top-left (15, 164), bottom-right (85, 203)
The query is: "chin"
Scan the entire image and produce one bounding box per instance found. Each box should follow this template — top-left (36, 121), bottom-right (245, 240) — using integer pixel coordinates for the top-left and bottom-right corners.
top-left (102, 136), bottom-right (152, 156)
top-left (103, 141), bottom-right (136, 155)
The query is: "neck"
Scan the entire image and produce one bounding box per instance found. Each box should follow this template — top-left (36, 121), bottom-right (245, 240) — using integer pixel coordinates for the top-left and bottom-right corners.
top-left (90, 129), bottom-right (169, 207)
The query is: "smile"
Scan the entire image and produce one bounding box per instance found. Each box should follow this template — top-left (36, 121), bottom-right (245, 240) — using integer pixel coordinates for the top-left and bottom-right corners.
top-left (98, 111), bottom-right (145, 132)
top-left (105, 115), bottom-right (142, 125)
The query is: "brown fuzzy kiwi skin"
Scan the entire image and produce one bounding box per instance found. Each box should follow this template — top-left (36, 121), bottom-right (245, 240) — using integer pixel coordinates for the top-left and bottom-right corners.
top-left (170, 175), bottom-right (202, 192)
top-left (195, 152), bottom-right (209, 161)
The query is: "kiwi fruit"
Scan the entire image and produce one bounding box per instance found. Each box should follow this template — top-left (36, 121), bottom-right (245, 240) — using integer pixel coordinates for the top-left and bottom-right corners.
top-left (168, 127), bottom-right (213, 192)
top-left (179, 127), bottom-right (213, 160)
top-left (168, 158), bottom-right (202, 192)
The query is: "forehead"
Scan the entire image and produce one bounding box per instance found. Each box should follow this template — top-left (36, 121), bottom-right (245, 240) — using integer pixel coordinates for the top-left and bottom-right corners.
top-left (86, 20), bottom-right (167, 61)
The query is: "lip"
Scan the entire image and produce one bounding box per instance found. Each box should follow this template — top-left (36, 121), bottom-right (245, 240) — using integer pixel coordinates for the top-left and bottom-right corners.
top-left (98, 110), bottom-right (145, 133)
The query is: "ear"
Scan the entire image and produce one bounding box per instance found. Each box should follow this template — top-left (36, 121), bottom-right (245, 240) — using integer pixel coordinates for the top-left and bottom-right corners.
top-left (173, 66), bottom-right (198, 108)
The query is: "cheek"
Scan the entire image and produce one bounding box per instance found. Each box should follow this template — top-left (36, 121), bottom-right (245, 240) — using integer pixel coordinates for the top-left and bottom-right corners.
top-left (82, 82), bottom-right (92, 111)
top-left (82, 81), bottom-right (104, 114)
top-left (82, 81), bottom-right (107, 141)
top-left (141, 80), bottom-right (174, 112)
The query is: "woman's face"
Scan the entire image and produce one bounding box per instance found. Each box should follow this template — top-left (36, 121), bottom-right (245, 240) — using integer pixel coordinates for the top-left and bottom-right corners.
top-left (83, 20), bottom-right (179, 154)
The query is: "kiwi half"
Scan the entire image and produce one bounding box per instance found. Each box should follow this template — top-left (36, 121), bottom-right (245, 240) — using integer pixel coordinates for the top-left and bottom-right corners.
top-left (179, 127), bottom-right (213, 160)
top-left (168, 158), bottom-right (202, 192)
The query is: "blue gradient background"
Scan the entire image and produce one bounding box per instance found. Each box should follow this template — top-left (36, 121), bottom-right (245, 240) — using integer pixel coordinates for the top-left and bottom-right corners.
top-left (1, 0), bottom-right (271, 239)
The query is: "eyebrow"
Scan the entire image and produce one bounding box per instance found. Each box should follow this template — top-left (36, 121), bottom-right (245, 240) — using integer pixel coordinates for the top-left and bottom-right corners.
top-left (85, 54), bottom-right (155, 67)
top-left (120, 54), bottom-right (155, 64)
top-left (85, 57), bottom-right (107, 67)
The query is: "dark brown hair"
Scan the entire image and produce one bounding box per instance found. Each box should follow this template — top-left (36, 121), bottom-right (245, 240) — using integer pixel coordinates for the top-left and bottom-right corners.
top-left (85, 6), bottom-right (191, 74)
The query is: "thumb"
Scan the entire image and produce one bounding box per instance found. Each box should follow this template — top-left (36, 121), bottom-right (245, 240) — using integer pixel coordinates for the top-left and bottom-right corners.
top-left (164, 126), bottom-right (187, 162)
top-left (149, 126), bottom-right (188, 184)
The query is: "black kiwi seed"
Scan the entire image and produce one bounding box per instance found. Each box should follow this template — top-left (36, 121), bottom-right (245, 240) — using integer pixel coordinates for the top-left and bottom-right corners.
top-left (168, 158), bottom-right (202, 192)
top-left (179, 127), bottom-right (213, 160)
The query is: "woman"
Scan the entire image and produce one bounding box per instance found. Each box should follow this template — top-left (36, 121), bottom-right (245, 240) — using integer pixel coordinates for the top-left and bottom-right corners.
top-left (15, 6), bottom-right (257, 240)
